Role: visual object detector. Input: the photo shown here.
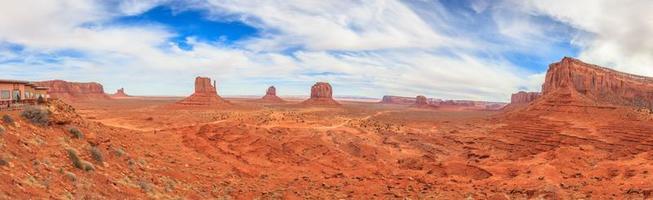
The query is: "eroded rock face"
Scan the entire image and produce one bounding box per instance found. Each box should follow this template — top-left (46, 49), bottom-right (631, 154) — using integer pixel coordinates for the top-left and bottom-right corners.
top-left (415, 95), bottom-right (428, 105)
top-left (541, 57), bottom-right (653, 108)
top-left (511, 91), bottom-right (541, 104)
top-left (302, 82), bottom-right (339, 105)
top-left (112, 88), bottom-right (129, 98)
top-left (35, 80), bottom-right (109, 100)
top-left (261, 86), bottom-right (284, 102)
top-left (177, 77), bottom-right (229, 106)
top-left (381, 96), bottom-right (416, 104)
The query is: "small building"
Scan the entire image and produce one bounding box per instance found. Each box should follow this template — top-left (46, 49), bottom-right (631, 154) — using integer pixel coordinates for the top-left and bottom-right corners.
top-left (0, 79), bottom-right (49, 103)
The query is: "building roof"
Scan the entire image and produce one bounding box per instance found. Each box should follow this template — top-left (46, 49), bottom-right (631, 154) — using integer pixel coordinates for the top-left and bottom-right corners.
top-left (0, 79), bottom-right (30, 84)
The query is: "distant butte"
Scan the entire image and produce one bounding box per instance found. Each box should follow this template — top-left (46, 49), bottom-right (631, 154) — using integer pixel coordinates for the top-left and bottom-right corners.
top-left (302, 82), bottom-right (340, 105)
top-left (261, 86), bottom-right (284, 102)
top-left (510, 91), bottom-right (540, 104)
top-left (176, 77), bottom-right (230, 106)
top-left (111, 88), bottom-right (130, 98)
top-left (35, 80), bottom-right (109, 101)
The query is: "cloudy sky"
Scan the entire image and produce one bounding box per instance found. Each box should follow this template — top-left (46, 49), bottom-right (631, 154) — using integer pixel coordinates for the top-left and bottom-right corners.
top-left (1, 0), bottom-right (651, 101)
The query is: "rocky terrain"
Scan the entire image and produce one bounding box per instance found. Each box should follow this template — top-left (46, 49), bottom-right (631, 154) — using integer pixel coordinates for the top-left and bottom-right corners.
top-left (176, 77), bottom-right (230, 106)
top-left (302, 82), bottom-right (340, 105)
top-left (35, 80), bottom-right (109, 101)
top-left (261, 86), bottom-right (284, 102)
top-left (2, 57), bottom-right (653, 199)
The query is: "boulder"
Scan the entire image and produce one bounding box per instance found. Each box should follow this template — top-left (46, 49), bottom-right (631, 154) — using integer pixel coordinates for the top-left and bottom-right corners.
top-left (302, 82), bottom-right (339, 105)
top-left (35, 80), bottom-right (109, 101)
top-left (176, 77), bottom-right (230, 106)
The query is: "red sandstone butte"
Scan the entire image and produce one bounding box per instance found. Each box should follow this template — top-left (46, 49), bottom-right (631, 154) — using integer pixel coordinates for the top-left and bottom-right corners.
top-left (380, 95), bottom-right (417, 104)
top-left (302, 82), bottom-right (340, 105)
top-left (35, 80), bottom-right (109, 100)
top-left (415, 95), bottom-right (428, 105)
top-left (111, 88), bottom-right (130, 98)
top-left (177, 77), bottom-right (229, 106)
top-left (526, 57), bottom-right (653, 112)
top-left (261, 86), bottom-right (284, 102)
top-left (510, 91), bottom-right (540, 104)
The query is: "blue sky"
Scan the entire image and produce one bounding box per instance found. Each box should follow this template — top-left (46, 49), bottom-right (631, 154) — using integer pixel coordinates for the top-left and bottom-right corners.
top-left (1, 0), bottom-right (651, 101)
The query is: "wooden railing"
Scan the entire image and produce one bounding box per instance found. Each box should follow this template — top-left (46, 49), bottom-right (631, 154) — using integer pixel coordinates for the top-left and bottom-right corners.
top-left (0, 99), bottom-right (46, 111)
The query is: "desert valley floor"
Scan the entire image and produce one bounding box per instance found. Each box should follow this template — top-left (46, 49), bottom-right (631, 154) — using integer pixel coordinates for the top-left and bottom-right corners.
top-left (2, 95), bottom-right (653, 199)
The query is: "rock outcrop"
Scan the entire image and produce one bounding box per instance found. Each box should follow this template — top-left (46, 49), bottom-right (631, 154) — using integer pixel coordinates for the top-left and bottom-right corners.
top-left (542, 57), bottom-right (653, 108)
top-left (302, 82), bottom-right (339, 105)
top-left (381, 96), bottom-right (417, 104)
top-left (510, 91), bottom-right (540, 104)
top-left (261, 86), bottom-right (284, 102)
top-left (35, 80), bottom-right (109, 100)
top-left (176, 77), bottom-right (230, 106)
top-left (415, 95), bottom-right (428, 105)
top-left (111, 88), bottom-right (130, 98)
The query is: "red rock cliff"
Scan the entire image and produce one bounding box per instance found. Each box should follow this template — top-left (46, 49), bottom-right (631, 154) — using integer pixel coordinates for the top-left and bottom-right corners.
top-left (177, 77), bottom-right (229, 106)
top-left (302, 82), bottom-right (339, 105)
top-left (541, 57), bottom-right (653, 108)
top-left (35, 80), bottom-right (109, 100)
top-left (511, 91), bottom-right (541, 104)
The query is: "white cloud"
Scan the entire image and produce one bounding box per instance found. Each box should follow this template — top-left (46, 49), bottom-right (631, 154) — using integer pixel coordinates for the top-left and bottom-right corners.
top-left (522, 0), bottom-right (653, 76)
top-left (4, 0), bottom-right (624, 101)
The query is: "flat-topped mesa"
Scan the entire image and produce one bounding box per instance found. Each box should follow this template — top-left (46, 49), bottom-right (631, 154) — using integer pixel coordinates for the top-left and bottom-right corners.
top-left (176, 77), bottom-right (230, 106)
top-left (380, 95), bottom-right (416, 104)
top-left (35, 80), bottom-right (109, 101)
top-left (111, 88), bottom-right (130, 98)
top-left (510, 91), bottom-right (540, 104)
top-left (540, 57), bottom-right (653, 108)
top-left (261, 86), bottom-right (284, 102)
top-left (302, 82), bottom-right (340, 105)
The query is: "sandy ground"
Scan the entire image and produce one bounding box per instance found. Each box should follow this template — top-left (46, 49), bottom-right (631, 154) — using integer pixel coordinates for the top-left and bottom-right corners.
top-left (1, 97), bottom-right (653, 199)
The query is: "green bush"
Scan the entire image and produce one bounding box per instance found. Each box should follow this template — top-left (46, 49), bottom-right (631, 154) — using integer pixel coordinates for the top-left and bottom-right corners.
top-left (68, 127), bottom-right (83, 139)
top-left (2, 115), bottom-right (14, 125)
top-left (90, 146), bottom-right (104, 163)
top-left (64, 171), bottom-right (76, 182)
top-left (21, 106), bottom-right (49, 126)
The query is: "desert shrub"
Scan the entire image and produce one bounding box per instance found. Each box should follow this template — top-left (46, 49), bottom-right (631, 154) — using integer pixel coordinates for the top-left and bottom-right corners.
top-left (21, 106), bottom-right (49, 126)
top-left (0, 126), bottom-right (5, 134)
top-left (113, 147), bottom-right (126, 157)
top-left (68, 127), bottom-right (83, 139)
top-left (2, 115), bottom-right (14, 125)
top-left (90, 146), bottom-right (104, 163)
top-left (66, 148), bottom-right (94, 171)
top-left (64, 171), bottom-right (76, 182)
top-left (0, 157), bottom-right (7, 166)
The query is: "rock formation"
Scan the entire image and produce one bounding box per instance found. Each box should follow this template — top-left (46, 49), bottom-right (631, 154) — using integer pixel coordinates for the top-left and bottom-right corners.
top-left (510, 91), bottom-right (540, 104)
top-left (261, 86), bottom-right (284, 102)
top-left (176, 77), bottom-right (230, 106)
top-left (381, 96), bottom-right (417, 104)
top-left (35, 80), bottom-right (109, 100)
top-left (542, 57), bottom-right (653, 108)
top-left (302, 82), bottom-right (339, 105)
top-left (111, 88), bottom-right (130, 98)
top-left (415, 95), bottom-right (428, 105)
